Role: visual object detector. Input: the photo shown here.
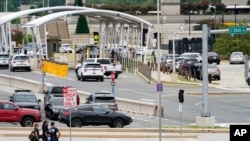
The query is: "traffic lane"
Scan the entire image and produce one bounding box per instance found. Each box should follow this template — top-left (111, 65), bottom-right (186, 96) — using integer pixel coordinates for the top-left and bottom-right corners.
top-left (0, 89), bottom-right (182, 128)
top-left (217, 63), bottom-right (245, 87)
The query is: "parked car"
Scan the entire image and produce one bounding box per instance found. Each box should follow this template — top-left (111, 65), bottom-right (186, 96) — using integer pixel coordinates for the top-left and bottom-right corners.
top-left (44, 97), bottom-right (64, 120)
top-left (76, 62), bottom-right (104, 81)
top-left (179, 58), bottom-right (199, 71)
top-left (199, 64), bottom-right (221, 80)
top-left (208, 52), bottom-right (221, 65)
top-left (229, 51), bottom-right (245, 64)
top-left (9, 89), bottom-right (41, 110)
top-left (180, 52), bottom-right (202, 62)
top-left (85, 92), bottom-right (118, 111)
top-left (0, 100), bottom-right (42, 127)
top-left (161, 54), bottom-right (180, 63)
top-left (0, 54), bottom-right (10, 68)
top-left (246, 68), bottom-right (250, 86)
top-left (83, 58), bottom-right (122, 79)
top-left (59, 44), bottom-right (73, 53)
top-left (9, 53), bottom-right (31, 72)
top-left (58, 104), bottom-right (132, 128)
top-left (44, 86), bottom-right (80, 107)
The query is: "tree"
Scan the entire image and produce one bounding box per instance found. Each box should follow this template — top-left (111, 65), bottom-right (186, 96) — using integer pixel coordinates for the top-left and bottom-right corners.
top-left (75, 0), bottom-right (90, 34)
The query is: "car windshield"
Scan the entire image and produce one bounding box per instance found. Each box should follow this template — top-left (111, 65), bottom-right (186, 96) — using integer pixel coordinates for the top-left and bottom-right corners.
top-left (62, 44), bottom-right (71, 47)
top-left (85, 64), bottom-right (102, 68)
top-left (95, 97), bottom-right (116, 103)
top-left (232, 52), bottom-right (243, 55)
top-left (208, 64), bottom-right (217, 68)
top-left (97, 59), bottom-right (110, 64)
top-left (208, 52), bottom-right (218, 56)
top-left (15, 95), bottom-right (37, 102)
top-left (0, 55), bottom-right (9, 59)
top-left (181, 54), bottom-right (192, 58)
top-left (14, 55), bottom-right (29, 60)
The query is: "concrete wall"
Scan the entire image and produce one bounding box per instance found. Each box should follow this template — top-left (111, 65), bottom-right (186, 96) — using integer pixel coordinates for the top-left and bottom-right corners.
top-left (161, 0), bottom-right (180, 16)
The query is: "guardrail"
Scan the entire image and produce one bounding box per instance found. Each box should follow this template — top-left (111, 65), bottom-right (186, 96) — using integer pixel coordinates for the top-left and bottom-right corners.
top-left (0, 74), bottom-right (159, 116)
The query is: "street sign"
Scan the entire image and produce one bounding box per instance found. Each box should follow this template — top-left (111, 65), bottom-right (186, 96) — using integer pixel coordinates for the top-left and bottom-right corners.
top-left (229, 26), bottom-right (247, 34)
top-left (63, 87), bottom-right (77, 107)
top-left (156, 83), bottom-right (163, 92)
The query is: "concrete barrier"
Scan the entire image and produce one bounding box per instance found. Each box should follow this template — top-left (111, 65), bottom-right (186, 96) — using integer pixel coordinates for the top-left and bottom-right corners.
top-left (0, 74), bottom-right (158, 116)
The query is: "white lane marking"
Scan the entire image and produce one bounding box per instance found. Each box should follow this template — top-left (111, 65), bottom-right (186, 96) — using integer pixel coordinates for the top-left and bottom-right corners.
top-left (184, 139), bottom-right (198, 141)
top-left (195, 102), bottom-right (202, 106)
top-left (67, 77), bottom-right (76, 81)
top-left (140, 99), bottom-right (155, 102)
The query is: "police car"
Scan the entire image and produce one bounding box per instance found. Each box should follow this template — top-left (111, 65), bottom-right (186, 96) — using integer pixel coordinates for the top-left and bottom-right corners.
top-left (9, 54), bottom-right (31, 72)
top-left (0, 54), bottom-right (10, 68)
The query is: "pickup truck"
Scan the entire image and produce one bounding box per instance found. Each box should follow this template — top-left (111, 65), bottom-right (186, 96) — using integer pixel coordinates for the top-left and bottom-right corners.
top-left (76, 58), bottom-right (122, 79)
top-left (0, 100), bottom-right (42, 127)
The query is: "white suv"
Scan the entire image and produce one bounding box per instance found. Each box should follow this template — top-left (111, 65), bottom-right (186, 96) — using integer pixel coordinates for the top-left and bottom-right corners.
top-left (9, 54), bottom-right (31, 72)
top-left (180, 52), bottom-right (202, 62)
top-left (76, 62), bottom-right (104, 81)
top-left (0, 54), bottom-right (10, 67)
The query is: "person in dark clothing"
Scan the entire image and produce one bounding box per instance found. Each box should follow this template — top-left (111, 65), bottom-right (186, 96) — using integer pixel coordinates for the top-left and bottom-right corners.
top-left (24, 49), bottom-right (27, 55)
top-left (49, 122), bottom-right (61, 141)
top-left (42, 120), bottom-right (49, 141)
top-left (33, 123), bottom-right (40, 141)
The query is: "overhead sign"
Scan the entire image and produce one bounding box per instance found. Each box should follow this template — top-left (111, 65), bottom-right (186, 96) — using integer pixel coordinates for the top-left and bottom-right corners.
top-left (63, 87), bottom-right (77, 107)
top-left (229, 26), bottom-right (247, 34)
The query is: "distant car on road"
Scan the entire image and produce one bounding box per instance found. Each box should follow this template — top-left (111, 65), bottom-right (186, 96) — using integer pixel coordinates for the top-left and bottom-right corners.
top-left (0, 54), bottom-right (10, 68)
top-left (199, 64), bottom-right (221, 80)
top-left (9, 89), bottom-right (41, 110)
top-left (85, 92), bottom-right (118, 111)
top-left (208, 52), bottom-right (220, 65)
top-left (180, 52), bottom-right (202, 62)
top-left (9, 53), bottom-right (31, 72)
top-left (229, 51), bottom-right (245, 64)
top-left (58, 104), bottom-right (132, 128)
top-left (76, 62), bottom-right (104, 81)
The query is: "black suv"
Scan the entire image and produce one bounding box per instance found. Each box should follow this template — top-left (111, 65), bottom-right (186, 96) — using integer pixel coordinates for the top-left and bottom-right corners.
top-left (85, 92), bottom-right (118, 111)
top-left (58, 104), bottom-right (132, 128)
top-left (9, 89), bottom-right (41, 110)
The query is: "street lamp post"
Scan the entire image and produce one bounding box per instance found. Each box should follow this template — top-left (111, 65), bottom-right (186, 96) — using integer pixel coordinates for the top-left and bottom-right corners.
top-left (234, 4), bottom-right (237, 26)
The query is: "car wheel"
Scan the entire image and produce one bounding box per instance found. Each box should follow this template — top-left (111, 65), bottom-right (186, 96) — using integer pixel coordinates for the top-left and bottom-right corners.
top-left (218, 76), bottom-right (221, 80)
top-left (21, 117), bottom-right (34, 127)
top-left (100, 77), bottom-right (104, 82)
top-left (217, 62), bottom-right (220, 65)
top-left (112, 118), bottom-right (124, 128)
top-left (77, 74), bottom-right (80, 80)
top-left (81, 74), bottom-right (85, 81)
top-left (71, 118), bottom-right (82, 127)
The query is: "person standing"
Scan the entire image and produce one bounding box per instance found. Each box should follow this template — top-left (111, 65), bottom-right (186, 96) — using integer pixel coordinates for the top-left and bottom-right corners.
top-left (49, 122), bottom-right (61, 141)
top-left (33, 123), bottom-right (40, 141)
top-left (42, 120), bottom-right (49, 141)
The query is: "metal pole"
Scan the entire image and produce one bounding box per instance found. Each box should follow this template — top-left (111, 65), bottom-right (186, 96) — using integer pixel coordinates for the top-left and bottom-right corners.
top-left (5, 0), bottom-right (7, 12)
top-left (157, 0), bottom-right (162, 140)
top-left (188, 2), bottom-right (191, 36)
top-left (201, 24), bottom-right (210, 117)
top-left (214, 6), bottom-right (216, 30)
top-left (172, 33), bottom-right (176, 73)
top-left (234, 4), bottom-right (236, 26)
top-left (69, 108), bottom-right (72, 141)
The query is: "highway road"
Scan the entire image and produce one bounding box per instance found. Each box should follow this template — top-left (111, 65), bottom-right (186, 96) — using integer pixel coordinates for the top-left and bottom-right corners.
top-left (0, 63), bottom-right (250, 128)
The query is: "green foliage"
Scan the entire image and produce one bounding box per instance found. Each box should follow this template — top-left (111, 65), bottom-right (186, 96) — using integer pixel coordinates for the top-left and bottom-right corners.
top-left (11, 30), bottom-right (23, 45)
top-left (213, 25), bottom-right (250, 58)
top-left (75, 15), bottom-right (90, 34)
top-left (21, 34), bottom-right (33, 45)
top-left (11, 18), bottom-right (20, 24)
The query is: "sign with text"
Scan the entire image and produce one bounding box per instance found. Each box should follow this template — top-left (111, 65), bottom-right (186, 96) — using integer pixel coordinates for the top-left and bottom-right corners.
top-left (63, 87), bottom-right (77, 107)
top-left (229, 26), bottom-right (247, 34)
top-left (230, 125), bottom-right (250, 141)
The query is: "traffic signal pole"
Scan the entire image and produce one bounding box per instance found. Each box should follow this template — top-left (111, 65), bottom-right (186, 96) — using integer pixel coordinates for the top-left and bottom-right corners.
top-left (198, 25), bottom-right (250, 127)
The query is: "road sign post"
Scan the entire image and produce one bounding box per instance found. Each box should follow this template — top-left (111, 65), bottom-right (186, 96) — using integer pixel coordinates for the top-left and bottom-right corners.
top-left (63, 87), bottom-right (77, 141)
top-left (111, 71), bottom-right (115, 95)
top-left (229, 26), bottom-right (247, 34)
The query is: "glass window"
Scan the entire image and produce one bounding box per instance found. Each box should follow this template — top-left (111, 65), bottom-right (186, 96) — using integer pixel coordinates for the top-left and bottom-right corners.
top-left (85, 64), bottom-right (102, 68)
top-left (92, 105), bottom-right (106, 113)
top-left (97, 59), bottom-right (110, 64)
top-left (15, 95), bottom-right (37, 102)
top-left (78, 106), bottom-right (93, 111)
top-left (95, 97), bottom-right (116, 103)
top-left (3, 103), bottom-right (15, 110)
top-left (14, 56), bottom-right (29, 60)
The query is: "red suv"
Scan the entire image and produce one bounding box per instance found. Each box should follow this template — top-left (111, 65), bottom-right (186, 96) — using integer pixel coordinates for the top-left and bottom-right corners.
top-left (0, 100), bottom-right (42, 127)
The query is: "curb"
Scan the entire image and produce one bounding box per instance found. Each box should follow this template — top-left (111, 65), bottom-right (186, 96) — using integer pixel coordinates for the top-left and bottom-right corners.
top-left (187, 91), bottom-right (250, 95)
top-left (0, 127), bottom-right (229, 133)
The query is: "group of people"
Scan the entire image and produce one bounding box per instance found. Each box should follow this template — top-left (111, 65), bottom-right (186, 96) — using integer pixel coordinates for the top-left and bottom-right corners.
top-left (32, 120), bottom-right (61, 141)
